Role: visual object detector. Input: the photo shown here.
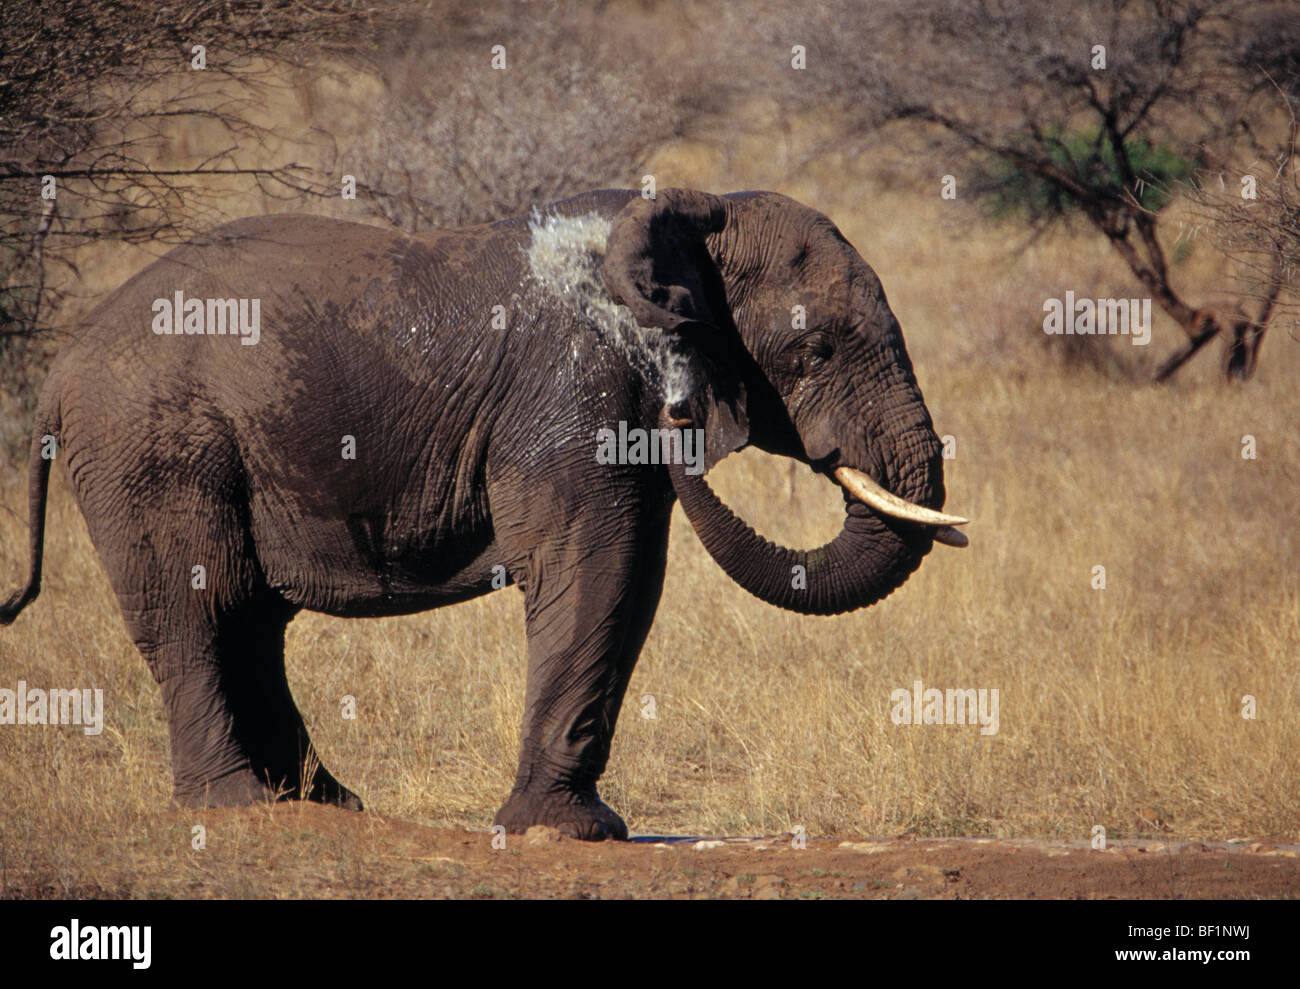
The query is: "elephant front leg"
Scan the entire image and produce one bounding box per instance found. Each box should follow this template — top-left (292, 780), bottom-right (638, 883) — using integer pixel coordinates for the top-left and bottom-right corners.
top-left (494, 520), bottom-right (668, 841)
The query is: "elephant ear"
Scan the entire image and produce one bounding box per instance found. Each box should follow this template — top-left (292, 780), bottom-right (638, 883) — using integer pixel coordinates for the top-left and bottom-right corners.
top-left (601, 189), bottom-right (748, 473)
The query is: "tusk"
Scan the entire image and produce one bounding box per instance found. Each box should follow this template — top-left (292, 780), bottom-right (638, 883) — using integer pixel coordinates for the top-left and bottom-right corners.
top-left (833, 466), bottom-right (970, 528)
top-left (932, 525), bottom-right (968, 548)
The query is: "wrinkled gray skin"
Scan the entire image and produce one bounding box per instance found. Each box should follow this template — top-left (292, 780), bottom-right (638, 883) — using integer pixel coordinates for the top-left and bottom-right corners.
top-left (1, 189), bottom-right (947, 839)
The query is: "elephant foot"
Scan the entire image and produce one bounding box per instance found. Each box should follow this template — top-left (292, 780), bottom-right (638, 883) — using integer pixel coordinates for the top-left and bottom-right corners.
top-left (493, 787), bottom-right (628, 841)
top-left (174, 765), bottom-right (363, 812)
top-left (300, 768), bottom-right (365, 812)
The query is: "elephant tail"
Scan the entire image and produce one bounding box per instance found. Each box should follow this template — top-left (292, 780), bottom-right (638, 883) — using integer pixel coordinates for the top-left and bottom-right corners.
top-left (0, 386), bottom-right (60, 626)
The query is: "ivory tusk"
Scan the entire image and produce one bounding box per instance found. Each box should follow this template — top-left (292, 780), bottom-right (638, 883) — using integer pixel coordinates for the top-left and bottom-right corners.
top-left (932, 525), bottom-right (969, 547)
top-left (833, 466), bottom-right (970, 529)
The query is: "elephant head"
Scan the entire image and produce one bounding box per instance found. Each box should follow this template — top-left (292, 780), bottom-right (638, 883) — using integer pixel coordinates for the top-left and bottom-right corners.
top-left (601, 188), bottom-right (967, 616)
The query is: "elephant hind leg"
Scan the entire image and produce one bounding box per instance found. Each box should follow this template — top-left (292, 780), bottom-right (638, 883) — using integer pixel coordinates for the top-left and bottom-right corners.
top-left (212, 598), bottom-right (362, 810)
top-left (80, 458), bottom-right (359, 810)
top-left (137, 588), bottom-right (362, 811)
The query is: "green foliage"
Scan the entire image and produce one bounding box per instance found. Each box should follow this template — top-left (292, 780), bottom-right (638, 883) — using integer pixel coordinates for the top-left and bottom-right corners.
top-left (979, 129), bottom-right (1195, 221)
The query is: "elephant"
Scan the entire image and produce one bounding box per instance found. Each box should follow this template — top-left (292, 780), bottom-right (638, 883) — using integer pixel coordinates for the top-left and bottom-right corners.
top-left (1, 187), bottom-right (967, 839)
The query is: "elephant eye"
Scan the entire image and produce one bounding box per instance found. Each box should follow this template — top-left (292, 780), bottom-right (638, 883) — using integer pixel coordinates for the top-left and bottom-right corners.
top-left (802, 334), bottom-right (834, 371)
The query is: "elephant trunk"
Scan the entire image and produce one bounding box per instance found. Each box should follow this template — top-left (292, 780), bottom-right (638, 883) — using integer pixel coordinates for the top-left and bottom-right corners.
top-left (664, 417), bottom-right (956, 616)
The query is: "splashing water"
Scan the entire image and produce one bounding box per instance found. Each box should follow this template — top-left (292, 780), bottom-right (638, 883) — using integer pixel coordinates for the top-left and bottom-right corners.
top-left (525, 210), bottom-right (695, 404)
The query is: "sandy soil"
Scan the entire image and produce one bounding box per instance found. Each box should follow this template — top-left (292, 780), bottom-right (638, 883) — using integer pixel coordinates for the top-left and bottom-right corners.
top-left (29, 803), bottom-right (1290, 900)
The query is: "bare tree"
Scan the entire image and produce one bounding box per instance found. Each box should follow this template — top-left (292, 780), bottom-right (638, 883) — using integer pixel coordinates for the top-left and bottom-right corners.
top-left (346, 1), bottom-right (700, 232)
top-left (761, 0), bottom-right (1291, 382)
top-left (0, 0), bottom-right (405, 425)
top-left (1189, 5), bottom-right (1300, 379)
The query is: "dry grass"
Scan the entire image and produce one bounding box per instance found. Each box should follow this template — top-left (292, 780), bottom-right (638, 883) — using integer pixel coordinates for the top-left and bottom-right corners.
top-left (2, 63), bottom-right (1298, 898)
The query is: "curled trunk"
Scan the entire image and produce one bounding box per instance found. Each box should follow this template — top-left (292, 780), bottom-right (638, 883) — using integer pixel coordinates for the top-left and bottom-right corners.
top-left (665, 455), bottom-right (934, 616)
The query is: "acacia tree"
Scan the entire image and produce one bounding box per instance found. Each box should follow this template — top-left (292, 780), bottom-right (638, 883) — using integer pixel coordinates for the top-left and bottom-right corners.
top-left (772, 0), bottom-right (1293, 382)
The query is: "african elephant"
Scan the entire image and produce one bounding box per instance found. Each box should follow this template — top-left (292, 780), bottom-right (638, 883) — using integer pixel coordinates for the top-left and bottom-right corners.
top-left (1, 188), bottom-right (966, 839)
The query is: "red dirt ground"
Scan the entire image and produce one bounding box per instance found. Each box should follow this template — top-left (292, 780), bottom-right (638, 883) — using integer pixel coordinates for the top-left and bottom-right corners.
top-left (154, 804), bottom-right (1300, 899)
